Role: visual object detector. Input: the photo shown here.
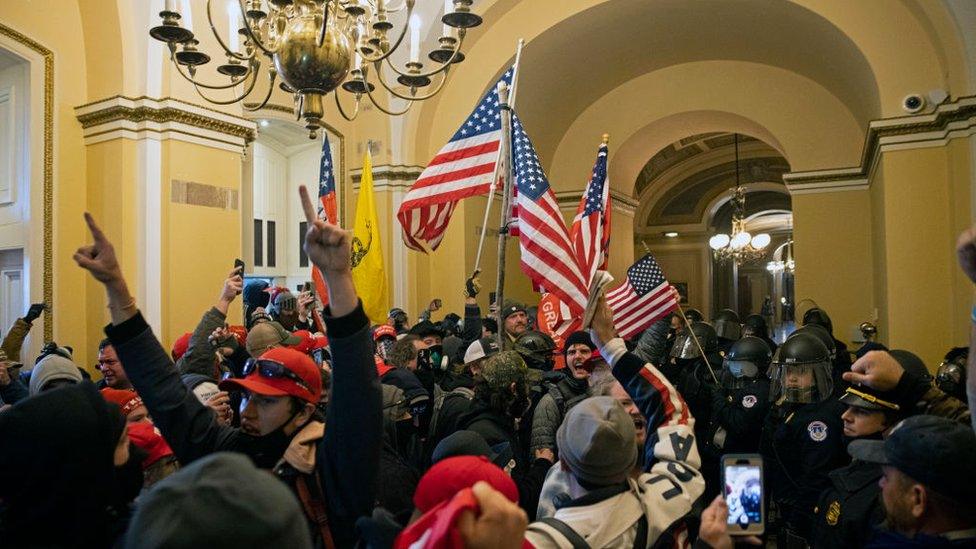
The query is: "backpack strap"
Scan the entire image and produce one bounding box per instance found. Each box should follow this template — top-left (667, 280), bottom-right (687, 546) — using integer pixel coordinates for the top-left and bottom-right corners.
top-left (633, 515), bottom-right (648, 549)
top-left (531, 517), bottom-right (590, 549)
top-left (296, 472), bottom-right (336, 549)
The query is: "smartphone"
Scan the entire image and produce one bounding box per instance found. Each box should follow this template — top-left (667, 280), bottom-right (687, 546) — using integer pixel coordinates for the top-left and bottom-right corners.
top-left (432, 298), bottom-right (442, 309)
top-left (722, 454), bottom-right (764, 535)
top-left (234, 258), bottom-right (245, 275)
top-left (303, 281), bottom-right (313, 293)
top-left (489, 291), bottom-right (497, 305)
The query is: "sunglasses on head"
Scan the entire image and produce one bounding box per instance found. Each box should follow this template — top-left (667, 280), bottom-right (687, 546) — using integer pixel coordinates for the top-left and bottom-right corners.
top-left (243, 358), bottom-right (311, 393)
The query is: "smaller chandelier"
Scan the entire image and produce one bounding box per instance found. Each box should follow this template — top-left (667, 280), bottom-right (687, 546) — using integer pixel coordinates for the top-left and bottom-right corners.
top-left (766, 258), bottom-right (795, 273)
top-left (709, 134), bottom-right (770, 264)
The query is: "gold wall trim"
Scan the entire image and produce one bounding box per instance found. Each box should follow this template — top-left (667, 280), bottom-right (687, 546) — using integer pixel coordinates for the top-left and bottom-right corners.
top-left (786, 96), bottom-right (976, 193)
top-left (76, 96), bottom-right (257, 145)
top-left (0, 23), bottom-right (54, 342)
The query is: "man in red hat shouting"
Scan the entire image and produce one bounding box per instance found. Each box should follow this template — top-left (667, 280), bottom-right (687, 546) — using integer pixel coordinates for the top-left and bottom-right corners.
top-left (74, 185), bottom-right (381, 549)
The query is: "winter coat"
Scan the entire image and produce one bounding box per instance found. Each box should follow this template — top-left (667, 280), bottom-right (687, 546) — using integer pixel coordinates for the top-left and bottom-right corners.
top-left (530, 372), bottom-right (589, 455)
top-left (105, 302), bottom-right (382, 548)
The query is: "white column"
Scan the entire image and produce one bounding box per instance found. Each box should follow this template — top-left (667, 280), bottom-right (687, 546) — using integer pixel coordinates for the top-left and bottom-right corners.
top-left (136, 139), bottom-right (163, 335)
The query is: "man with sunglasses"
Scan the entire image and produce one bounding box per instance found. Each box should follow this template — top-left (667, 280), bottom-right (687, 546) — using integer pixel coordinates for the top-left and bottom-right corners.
top-left (73, 186), bottom-right (382, 549)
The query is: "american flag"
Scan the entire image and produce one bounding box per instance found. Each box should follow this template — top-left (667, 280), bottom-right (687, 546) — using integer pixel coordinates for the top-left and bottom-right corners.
top-left (311, 135), bottom-right (337, 310)
top-left (606, 254), bottom-right (679, 340)
top-left (570, 141), bottom-right (612, 285)
top-left (396, 68), bottom-right (513, 251)
top-left (510, 114), bottom-right (588, 316)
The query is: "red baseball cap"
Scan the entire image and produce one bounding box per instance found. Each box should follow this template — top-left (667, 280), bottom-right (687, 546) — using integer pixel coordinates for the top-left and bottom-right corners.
top-left (288, 330), bottom-right (329, 354)
top-left (126, 421), bottom-right (174, 468)
top-left (171, 333), bottom-right (192, 362)
top-left (100, 388), bottom-right (144, 417)
top-left (373, 324), bottom-right (397, 341)
top-left (219, 347), bottom-right (322, 403)
top-left (413, 455), bottom-right (519, 513)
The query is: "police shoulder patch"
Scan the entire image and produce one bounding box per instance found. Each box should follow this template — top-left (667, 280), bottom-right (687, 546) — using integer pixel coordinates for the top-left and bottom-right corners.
top-left (741, 394), bottom-right (758, 408)
top-left (808, 420), bottom-right (829, 442)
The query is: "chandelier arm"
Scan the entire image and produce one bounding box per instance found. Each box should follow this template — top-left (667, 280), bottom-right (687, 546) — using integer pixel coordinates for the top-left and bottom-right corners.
top-left (317, 0), bottom-right (330, 48)
top-left (334, 90), bottom-right (362, 121)
top-left (362, 76), bottom-right (413, 116)
top-left (242, 70), bottom-right (278, 112)
top-left (170, 52), bottom-right (258, 90)
top-left (356, 1), bottom-right (414, 64)
top-left (236, 0), bottom-right (280, 56)
top-left (205, 0), bottom-right (253, 62)
top-left (191, 69), bottom-right (261, 105)
top-left (370, 62), bottom-right (451, 101)
top-left (380, 30), bottom-right (466, 79)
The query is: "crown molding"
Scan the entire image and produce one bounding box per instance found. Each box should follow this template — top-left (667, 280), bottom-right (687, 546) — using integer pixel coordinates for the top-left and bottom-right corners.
top-left (350, 164), bottom-right (424, 191)
top-left (75, 96), bottom-right (258, 153)
top-left (785, 95), bottom-right (976, 194)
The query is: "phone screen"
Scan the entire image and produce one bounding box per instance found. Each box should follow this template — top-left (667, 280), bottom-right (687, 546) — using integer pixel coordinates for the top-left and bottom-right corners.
top-left (724, 463), bottom-right (762, 528)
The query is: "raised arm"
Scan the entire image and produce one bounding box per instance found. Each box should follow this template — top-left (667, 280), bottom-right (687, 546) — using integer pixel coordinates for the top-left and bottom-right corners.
top-left (299, 185), bottom-right (382, 541)
top-left (177, 269), bottom-right (243, 378)
top-left (74, 213), bottom-right (235, 463)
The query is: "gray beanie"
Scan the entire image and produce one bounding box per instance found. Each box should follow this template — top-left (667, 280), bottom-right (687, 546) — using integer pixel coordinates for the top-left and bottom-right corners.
top-left (126, 452), bottom-right (312, 549)
top-left (556, 396), bottom-right (636, 487)
top-left (29, 355), bottom-right (83, 396)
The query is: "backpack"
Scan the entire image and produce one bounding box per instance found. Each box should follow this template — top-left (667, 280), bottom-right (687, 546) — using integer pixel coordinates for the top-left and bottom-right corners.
top-left (427, 384), bottom-right (475, 443)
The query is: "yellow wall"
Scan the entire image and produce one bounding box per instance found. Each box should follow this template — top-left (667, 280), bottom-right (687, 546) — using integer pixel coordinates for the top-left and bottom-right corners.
top-left (162, 141), bottom-right (244, 348)
top-left (793, 190), bottom-right (875, 348)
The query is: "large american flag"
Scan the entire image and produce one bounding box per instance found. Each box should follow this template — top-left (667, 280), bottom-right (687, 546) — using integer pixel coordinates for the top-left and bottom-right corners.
top-left (570, 141), bottom-right (612, 285)
top-left (396, 68), bottom-right (513, 251)
top-left (510, 114), bottom-right (588, 316)
top-left (606, 254), bottom-right (679, 339)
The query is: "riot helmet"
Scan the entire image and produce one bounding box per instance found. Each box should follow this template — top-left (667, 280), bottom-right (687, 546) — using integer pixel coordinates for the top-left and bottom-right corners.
top-left (743, 314), bottom-right (769, 340)
top-left (713, 309), bottom-right (742, 341)
top-left (791, 324), bottom-right (836, 361)
top-left (936, 347), bottom-right (967, 401)
top-left (671, 321), bottom-right (718, 360)
top-left (802, 307), bottom-right (834, 335)
top-left (721, 336), bottom-right (772, 390)
top-left (514, 330), bottom-right (557, 371)
top-left (684, 308), bottom-right (705, 324)
top-left (771, 332), bottom-right (833, 404)
top-left (859, 322), bottom-right (877, 341)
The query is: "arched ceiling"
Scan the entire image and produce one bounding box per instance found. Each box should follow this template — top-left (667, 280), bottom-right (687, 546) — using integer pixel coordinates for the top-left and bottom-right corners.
top-left (636, 133), bottom-right (791, 228)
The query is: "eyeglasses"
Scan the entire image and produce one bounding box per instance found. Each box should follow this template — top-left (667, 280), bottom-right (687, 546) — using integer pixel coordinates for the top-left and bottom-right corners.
top-left (242, 358), bottom-right (311, 393)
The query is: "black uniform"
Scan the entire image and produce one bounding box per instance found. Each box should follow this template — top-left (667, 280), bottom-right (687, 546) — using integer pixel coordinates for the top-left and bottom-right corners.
top-left (811, 458), bottom-right (884, 549)
top-left (709, 377), bottom-right (771, 454)
top-left (761, 397), bottom-right (849, 539)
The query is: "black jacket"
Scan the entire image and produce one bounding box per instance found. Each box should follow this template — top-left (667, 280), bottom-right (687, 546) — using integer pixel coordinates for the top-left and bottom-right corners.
top-left (458, 400), bottom-right (550, 520)
top-left (812, 458), bottom-right (884, 549)
top-left (761, 397), bottom-right (850, 538)
top-left (106, 303), bottom-right (382, 548)
top-left (709, 377), bottom-right (771, 454)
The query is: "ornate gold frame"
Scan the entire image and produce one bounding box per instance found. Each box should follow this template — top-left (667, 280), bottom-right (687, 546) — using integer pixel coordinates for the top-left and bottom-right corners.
top-left (0, 23), bottom-right (54, 341)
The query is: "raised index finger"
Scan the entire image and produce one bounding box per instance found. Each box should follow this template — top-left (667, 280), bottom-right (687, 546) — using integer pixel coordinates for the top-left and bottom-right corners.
top-left (299, 185), bottom-right (318, 225)
top-left (84, 212), bottom-right (108, 243)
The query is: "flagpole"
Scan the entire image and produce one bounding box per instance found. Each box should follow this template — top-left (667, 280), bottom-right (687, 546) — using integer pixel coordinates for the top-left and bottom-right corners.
top-left (641, 239), bottom-right (719, 384)
top-left (473, 38), bottom-right (525, 276)
top-left (494, 80), bottom-right (514, 348)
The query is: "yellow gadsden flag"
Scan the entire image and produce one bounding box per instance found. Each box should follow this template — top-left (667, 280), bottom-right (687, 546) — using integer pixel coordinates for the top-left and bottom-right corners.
top-left (350, 150), bottom-right (388, 324)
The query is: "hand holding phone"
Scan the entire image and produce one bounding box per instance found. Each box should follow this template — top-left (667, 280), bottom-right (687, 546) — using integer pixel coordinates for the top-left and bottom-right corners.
top-left (721, 454), bottom-right (764, 536)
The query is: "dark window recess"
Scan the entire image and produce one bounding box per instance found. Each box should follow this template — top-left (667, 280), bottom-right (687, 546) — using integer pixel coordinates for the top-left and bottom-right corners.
top-left (267, 220), bottom-right (277, 267)
top-left (299, 221), bottom-right (309, 267)
top-left (253, 219), bottom-right (263, 267)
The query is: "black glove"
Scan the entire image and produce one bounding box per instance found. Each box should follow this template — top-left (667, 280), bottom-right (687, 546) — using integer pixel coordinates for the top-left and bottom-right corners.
top-left (24, 303), bottom-right (45, 324)
top-left (464, 270), bottom-right (481, 298)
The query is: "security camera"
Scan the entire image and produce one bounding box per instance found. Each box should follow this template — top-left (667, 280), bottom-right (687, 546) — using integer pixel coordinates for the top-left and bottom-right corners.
top-left (902, 94), bottom-right (926, 114)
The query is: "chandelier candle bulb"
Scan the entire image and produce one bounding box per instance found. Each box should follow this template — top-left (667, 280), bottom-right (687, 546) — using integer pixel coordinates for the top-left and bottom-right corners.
top-left (409, 14), bottom-right (421, 63)
top-left (165, 0), bottom-right (176, 14)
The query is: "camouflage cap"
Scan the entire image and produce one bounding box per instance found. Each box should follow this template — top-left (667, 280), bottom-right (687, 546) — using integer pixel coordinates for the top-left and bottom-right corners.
top-left (479, 351), bottom-right (528, 390)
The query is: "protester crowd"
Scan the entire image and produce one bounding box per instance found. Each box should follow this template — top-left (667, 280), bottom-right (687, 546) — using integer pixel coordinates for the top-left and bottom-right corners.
top-left (0, 185), bottom-right (974, 548)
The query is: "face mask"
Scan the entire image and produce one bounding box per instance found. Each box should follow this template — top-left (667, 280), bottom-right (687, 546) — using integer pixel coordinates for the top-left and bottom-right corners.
top-left (247, 409), bottom-right (301, 469)
top-left (112, 443), bottom-right (146, 505)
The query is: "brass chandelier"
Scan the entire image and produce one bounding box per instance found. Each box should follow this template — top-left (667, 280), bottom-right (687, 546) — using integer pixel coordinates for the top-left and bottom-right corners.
top-left (150, 0), bottom-right (480, 138)
top-left (709, 134), bottom-right (771, 264)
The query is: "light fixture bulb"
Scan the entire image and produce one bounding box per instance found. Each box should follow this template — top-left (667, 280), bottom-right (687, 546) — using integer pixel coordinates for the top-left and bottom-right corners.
top-left (710, 234), bottom-right (730, 250)
top-left (751, 233), bottom-right (771, 249)
top-left (730, 231), bottom-right (751, 249)
top-left (664, 231), bottom-right (678, 238)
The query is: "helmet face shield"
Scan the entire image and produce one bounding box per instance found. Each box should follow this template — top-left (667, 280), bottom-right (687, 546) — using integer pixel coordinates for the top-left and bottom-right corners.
top-left (772, 360), bottom-right (833, 403)
top-left (673, 333), bottom-right (701, 359)
top-left (723, 359), bottom-right (758, 390)
top-left (715, 320), bottom-right (742, 340)
top-left (935, 361), bottom-right (965, 398)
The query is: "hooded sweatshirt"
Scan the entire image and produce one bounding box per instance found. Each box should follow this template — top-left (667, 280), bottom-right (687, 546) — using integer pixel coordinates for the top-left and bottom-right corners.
top-left (0, 382), bottom-right (131, 547)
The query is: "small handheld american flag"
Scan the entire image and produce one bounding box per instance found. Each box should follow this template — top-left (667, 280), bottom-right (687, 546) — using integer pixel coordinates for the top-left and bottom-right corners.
top-left (605, 254), bottom-right (679, 340)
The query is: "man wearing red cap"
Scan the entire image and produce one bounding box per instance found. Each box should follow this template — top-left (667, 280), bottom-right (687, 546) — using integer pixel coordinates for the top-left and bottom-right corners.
top-left (74, 186), bottom-right (382, 549)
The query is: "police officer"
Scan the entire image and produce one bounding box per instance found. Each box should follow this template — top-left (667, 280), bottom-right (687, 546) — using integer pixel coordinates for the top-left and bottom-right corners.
top-left (761, 331), bottom-right (849, 544)
top-left (793, 323), bottom-right (846, 386)
top-left (710, 336), bottom-right (773, 454)
top-left (802, 307), bottom-right (852, 377)
top-left (743, 313), bottom-right (778, 354)
top-left (713, 309), bottom-right (742, 355)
